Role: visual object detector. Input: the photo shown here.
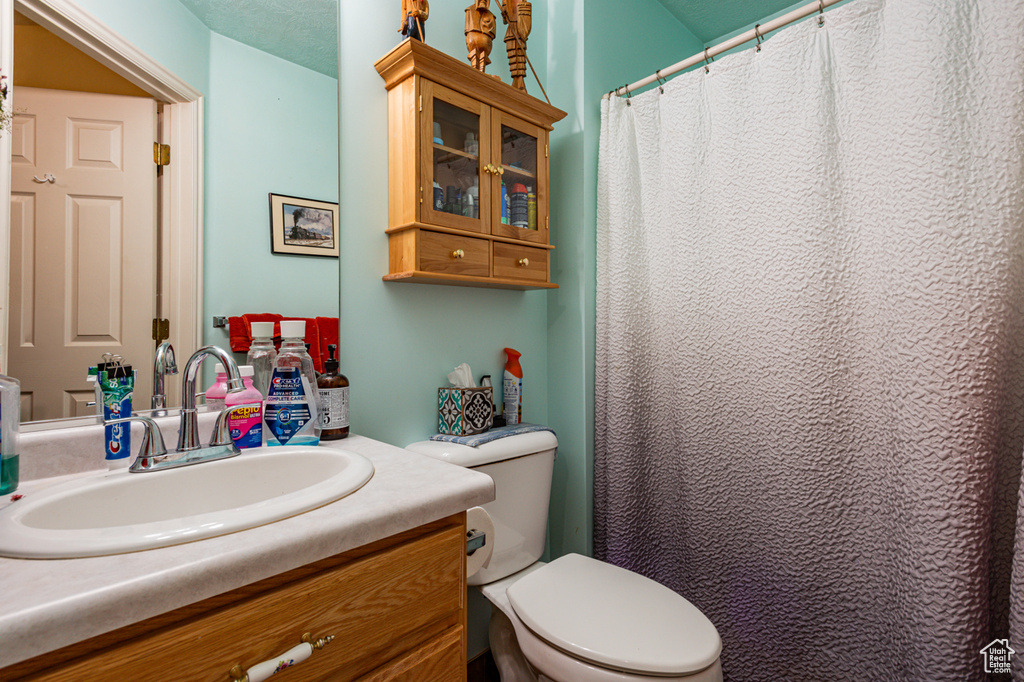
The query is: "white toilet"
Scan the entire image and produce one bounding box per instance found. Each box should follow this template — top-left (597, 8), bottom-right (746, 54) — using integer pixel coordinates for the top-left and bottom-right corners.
top-left (407, 431), bottom-right (723, 682)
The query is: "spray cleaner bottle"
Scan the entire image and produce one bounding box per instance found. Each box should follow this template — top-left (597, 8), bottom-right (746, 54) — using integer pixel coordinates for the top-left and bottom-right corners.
top-left (502, 347), bottom-right (523, 425)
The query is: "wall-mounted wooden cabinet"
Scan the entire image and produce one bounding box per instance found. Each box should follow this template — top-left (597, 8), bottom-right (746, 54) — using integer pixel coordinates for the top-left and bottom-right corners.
top-left (375, 40), bottom-right (566, 290)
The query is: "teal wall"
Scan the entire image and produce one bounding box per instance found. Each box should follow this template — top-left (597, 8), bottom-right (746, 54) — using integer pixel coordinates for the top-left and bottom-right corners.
top-left (337, 0), bottom-right (549, 451)
top-left (562, 0), bottom-right (700, 562)
top-left (334, 0), bottom-right (703, 661)
top-left (203, 33), bottom-right (339, 350)
top-left (339, 0), bottom-right (554, 660)
top-left (73, 0), bottom-right (210, 95)
top-left (69, 1), bottom-right (339, 355)
top-left (543, 0), bottom-right (587, 562)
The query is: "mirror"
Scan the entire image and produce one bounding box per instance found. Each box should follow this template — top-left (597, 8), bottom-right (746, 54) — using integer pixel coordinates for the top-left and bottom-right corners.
top-left (1, 0), bottom-right (340, 426)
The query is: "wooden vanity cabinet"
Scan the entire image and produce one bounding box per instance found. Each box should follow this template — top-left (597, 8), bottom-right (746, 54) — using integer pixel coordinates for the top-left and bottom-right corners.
top-left (375, 39), bottom-right (566, 290)
top-left (3, 514), bottom-right (468, 682)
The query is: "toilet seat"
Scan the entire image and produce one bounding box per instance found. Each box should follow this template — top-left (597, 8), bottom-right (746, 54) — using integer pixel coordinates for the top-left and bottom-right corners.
top-left (506, 554), bottom-right (721, 677)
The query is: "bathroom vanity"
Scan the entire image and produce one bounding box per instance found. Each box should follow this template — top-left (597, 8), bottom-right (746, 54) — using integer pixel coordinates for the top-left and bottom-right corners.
top-left (0, 429), bottom-right (493, 681)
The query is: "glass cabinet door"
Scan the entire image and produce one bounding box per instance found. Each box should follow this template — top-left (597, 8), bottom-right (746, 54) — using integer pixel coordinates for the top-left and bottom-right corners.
top-left (490, 112), bottom-right (548, 244)
top-left (422, 81), bottom-right (489, 233)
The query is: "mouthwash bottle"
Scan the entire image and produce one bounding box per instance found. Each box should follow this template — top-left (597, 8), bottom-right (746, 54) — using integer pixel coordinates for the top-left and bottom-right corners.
top-left (264, 320), bottom-right (321, 446)
top-left (0, 360), bottom-right (20, 494)
top-left (247, 321), bottom-right (277, 398)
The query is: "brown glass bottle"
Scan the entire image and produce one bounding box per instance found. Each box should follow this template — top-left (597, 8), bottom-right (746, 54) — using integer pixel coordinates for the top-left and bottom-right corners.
top-left (317, 344), bottom-right (349, 440)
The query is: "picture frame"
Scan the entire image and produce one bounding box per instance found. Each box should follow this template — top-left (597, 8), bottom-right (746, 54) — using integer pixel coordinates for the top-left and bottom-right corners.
top-left (268, 193), bottom-right (340, 258)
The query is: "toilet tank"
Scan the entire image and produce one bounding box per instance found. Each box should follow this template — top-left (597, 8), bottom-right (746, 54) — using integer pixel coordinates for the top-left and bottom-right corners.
top-left (406, 431), bottom-right (557, 585)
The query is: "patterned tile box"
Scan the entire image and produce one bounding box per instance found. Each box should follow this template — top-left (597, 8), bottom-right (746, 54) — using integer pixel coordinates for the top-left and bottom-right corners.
top-left (438, 387), bottom-right (493, 436)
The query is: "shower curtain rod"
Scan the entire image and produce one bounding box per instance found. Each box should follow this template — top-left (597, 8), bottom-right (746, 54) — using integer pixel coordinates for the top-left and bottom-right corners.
top-left (603, 0), bottom-right (845, 99)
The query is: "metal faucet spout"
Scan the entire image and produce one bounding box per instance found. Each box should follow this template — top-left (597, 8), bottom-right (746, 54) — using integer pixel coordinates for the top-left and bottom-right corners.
top-left (177, 345), bottom-right (244, 452)
top-left (152, 342), bottom-right (178, 410)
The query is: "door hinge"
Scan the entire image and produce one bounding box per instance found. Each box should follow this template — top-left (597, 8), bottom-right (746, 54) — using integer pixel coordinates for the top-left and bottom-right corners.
top-left (153, 143), bottom-right (170, 167)
top-left (546, 216), bottom-right (549, 230)
top-left (545, 144), bottom-right (549, 158)
top-left (152, 318), bottom-right (170, 343)
top-left (419, 95), bottom-right (423, 113)
top-left (420, 186), bottom-right (424, 204)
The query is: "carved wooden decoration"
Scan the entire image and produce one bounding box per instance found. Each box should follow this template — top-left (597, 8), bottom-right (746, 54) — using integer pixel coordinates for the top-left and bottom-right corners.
top-left (465, 0), bottom-right (497, 73)
top-left (500, 0), bottom-right (531, 91)
top-left (400, 0), bottom-right (430, 42)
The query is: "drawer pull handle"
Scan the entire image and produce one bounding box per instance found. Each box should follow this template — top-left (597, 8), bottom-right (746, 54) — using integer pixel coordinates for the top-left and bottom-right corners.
top-left (229, 633), bottom-right (334, 682)
top-left (518, 258), bottom-right (530, 267)
top-left (452, 249), bottom-right (466, 259)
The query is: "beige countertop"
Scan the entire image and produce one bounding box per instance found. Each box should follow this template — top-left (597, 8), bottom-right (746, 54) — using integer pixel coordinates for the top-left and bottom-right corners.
top-left (0, 431), bottom-right (494, 668)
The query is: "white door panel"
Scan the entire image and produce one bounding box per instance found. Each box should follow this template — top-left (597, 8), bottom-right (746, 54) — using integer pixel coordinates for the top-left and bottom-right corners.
top-left (9, 87), bottom-right (156, 421)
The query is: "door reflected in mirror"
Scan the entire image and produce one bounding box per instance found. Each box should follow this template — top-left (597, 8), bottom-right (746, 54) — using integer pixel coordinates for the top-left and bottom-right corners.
top-left (3, 0), bottom-right (340, 425)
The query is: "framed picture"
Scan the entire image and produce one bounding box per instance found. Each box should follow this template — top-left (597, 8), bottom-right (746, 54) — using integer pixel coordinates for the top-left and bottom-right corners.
top-left (268, 193), bottom-right (340, 258)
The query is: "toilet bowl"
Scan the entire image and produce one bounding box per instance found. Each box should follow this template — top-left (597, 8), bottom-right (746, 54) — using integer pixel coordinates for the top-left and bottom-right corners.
top-left (407, 431), bottom-right (722, 682)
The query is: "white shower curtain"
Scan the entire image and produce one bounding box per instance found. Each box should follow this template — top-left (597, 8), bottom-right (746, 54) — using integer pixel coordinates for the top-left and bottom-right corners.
top-left (595, 0), bottom-right (1024, 680)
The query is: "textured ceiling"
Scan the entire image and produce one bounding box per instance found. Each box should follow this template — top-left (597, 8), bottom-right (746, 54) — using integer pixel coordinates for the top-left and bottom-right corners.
top-left (653, 0), bottom-right (804, 43)
top-left (176, 0), bottom-right (338, 78)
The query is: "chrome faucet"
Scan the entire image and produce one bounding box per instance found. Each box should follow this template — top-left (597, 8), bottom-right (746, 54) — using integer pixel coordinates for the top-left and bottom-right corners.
top-left (105, 345), bottom-right (259, 473)
top-left (151, 342), bottom-right (178, 410)
top-left (177, 345), bottom-right (244, 452)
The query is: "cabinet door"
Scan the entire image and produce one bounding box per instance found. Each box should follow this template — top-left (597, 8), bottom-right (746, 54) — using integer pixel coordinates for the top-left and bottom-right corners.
top-left (421, 80), bottom-right (490, 234)
top-left (490, 111), bottom-right (548, 244)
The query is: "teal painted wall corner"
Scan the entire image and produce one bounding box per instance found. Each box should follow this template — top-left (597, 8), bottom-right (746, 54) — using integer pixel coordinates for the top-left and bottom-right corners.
top-left (203, 33), bottom-right (339, 352)
top-left (71, 0), bottom-right (340, 358)
top-left (337, 0), bottom-right (551, 454)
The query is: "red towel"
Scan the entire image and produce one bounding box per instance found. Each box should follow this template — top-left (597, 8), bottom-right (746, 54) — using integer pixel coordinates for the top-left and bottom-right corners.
top-left (229, 314), bottom-right (282, 353)
top-left (280, 317), bottom-right (323, 372)
top-left (231, 314), bottom-right (338, 373)
top-left (316, 317), bottom-right (339, 366)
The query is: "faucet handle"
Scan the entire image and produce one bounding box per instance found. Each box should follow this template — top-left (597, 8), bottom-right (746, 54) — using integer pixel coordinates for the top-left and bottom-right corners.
top-left (210, 403), bottom-right (263, 447)
top-left (102, 415), bottom-right (168, 470)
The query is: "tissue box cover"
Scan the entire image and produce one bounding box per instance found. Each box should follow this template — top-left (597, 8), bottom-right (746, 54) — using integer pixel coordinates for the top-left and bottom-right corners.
top-left (438, 387), bottom-right (493, 436)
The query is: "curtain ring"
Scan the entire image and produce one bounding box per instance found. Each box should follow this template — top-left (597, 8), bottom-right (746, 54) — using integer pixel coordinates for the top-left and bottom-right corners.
top-left (703, 47), bottom-right (714, 74)
top-left (655, 70), bottom-right (667, 94)
top-left (754, 23), bottom-right (763, 52)
top-left (818, 0), bottom-right (825, 26)
top-left (624, 83), bottom-right (632, 106)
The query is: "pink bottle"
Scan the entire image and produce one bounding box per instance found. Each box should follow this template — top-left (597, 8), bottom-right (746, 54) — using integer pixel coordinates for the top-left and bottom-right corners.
top-left (205, 363), bottom-right (228, 409)
top-left (226, 365), bottom-right (264, 449)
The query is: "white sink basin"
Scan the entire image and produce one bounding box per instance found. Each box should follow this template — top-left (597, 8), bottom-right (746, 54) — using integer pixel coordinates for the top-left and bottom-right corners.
top-left (0, 446), bottom-right (374, 559)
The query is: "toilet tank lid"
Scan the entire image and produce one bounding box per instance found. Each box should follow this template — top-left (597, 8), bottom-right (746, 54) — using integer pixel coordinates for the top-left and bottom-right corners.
top-left (406, 431), bottom-right (558, 468)
top-left (507, 554), bottom-right (722, 676)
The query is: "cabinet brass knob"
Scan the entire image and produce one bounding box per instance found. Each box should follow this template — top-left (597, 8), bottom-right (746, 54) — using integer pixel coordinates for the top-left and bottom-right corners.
top-left (452, 249), bottom-right (465, 259)
top-left (518, 258), bottom-right (530, 267)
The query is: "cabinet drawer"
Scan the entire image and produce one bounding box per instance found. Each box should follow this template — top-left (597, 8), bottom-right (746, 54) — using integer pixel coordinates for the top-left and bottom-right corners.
top-left (492, 243), bottom-right (548, 282)
top-left (20, 523), bottom-right (466, 682)
top-left (358, 626), bottom-right (463, 682)
top-left (419, 231), bottom-right (490, 277)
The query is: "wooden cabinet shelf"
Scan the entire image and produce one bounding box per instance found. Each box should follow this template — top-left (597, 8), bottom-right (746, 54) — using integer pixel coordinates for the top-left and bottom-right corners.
top-left (434, 144), bottom-right (479, 164)
top-left (376, 40), bottom-right (566, 290)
